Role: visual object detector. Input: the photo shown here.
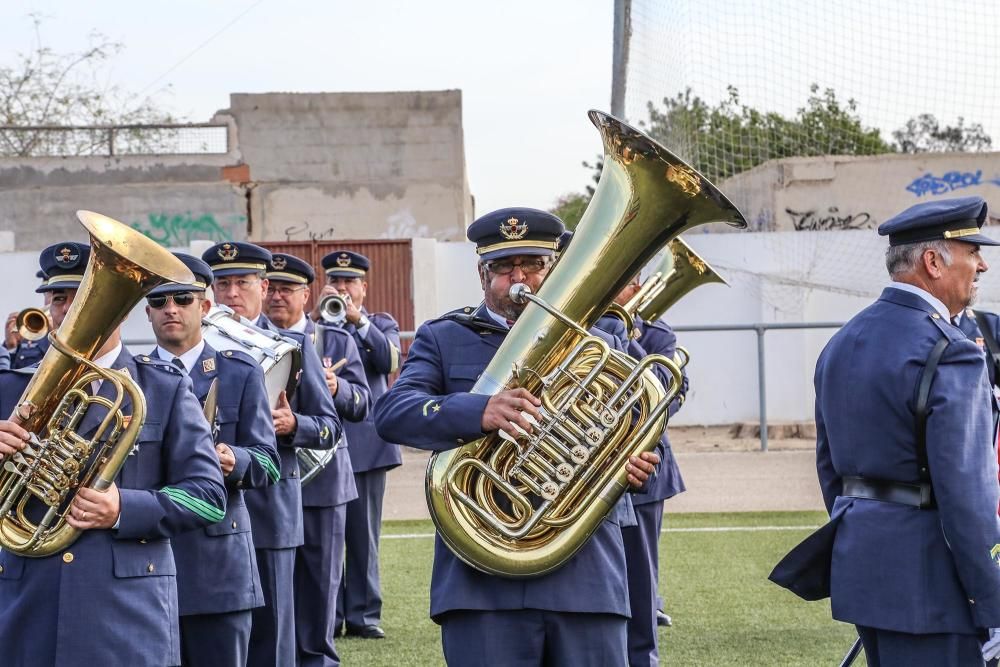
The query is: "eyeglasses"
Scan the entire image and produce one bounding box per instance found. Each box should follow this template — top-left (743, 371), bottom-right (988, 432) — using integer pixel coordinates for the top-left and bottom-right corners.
top-left (266, 284), bottom-right (308, 297)
top-left (484, 257), bottom-right (550, 275)
top-left (147, 292), bottom-right (198, 309)
top-left (215, 278), bottom-right (260, 292)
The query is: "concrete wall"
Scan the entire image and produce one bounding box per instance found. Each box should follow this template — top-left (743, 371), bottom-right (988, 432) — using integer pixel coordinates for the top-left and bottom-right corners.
top-left (0, 90), bottom-right (473, 250)
top-left (0, 118), bottom-right (247, 250)
top-left (226, 91), bottom-right (473, 244)
top-left (722, 150), bottom-right (1000, 233)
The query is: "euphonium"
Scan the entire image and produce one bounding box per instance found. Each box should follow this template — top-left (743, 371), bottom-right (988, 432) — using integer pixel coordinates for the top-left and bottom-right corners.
top-left (426, 111), bottom-right (747, 577)
top-left (0, 211), bottom-right (193, 557)
top-left (15, 307), bottom-right (51, 342)
top-left (628, 237), bottom-right (728, 323)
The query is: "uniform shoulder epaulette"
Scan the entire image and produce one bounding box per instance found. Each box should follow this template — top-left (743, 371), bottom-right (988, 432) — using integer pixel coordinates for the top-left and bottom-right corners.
top-left (216, 348), bottom-right (259, 368)
top-left (370, 311), bottom-right (398, 325)
top-left (642, 318), bottom-right (675, 336)
top-left (438, 305), bottom-right (506, 333)
top-left (135, 354), bottom-right (183, 375)
top-left (928, 313), bottom-right (967, 343)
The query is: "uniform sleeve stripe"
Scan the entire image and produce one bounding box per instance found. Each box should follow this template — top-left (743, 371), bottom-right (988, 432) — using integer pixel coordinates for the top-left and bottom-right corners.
top-left (389, 344), bottom-right (401, 374)
top-left (252, 451), bottom-right (281, 483)
top-left (161, 486), bottom-right (225, 522)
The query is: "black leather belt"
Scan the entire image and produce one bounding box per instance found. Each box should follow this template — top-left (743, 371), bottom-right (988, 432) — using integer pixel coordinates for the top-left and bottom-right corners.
top-left (842, 475), bottom-right (935, 509)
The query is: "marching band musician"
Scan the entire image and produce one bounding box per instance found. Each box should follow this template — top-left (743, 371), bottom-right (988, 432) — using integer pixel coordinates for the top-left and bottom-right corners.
top-left (315, 250), bottom-right (402, 641)
top-left (201, 241), bottom-right (342, 667)
top-left (772, 196), bottom-right (1000, 665)
top-left (0, 242), bottom-right (227, 666)
top-left (262, 252), bottom-right (370, 667)
top-left (146, 253), bottom-right (280, 667)
top-left (373, 208), bottom-right (660, 666)
top-left (613, 275), bottom-right (689, 666)
top-left (7, 265), bottom-right (58, 369)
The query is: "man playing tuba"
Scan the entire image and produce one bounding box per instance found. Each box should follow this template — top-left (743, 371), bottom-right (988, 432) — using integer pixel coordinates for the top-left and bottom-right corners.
top-left (374, 209), bottom-right (659, 666)
top-left (0, 241), bottom-right (227, 666)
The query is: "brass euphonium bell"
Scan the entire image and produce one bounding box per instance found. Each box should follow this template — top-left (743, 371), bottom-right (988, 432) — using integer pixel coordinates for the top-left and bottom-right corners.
top-left (425, 111), bottom-right (747, 577)
top-left (0, 211), bottom-right (193, 557)
top-left (626, 237), bottom-right (728, 324)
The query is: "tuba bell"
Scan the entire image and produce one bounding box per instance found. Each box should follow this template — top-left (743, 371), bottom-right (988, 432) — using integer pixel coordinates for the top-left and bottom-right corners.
top-left (0, 211), bottom-right (193, 557)
top-left (627, 237), bottom-right (728, 324)
top-left (425, 111), bottom-right (747, 577)
top-left (15, 307), bottom-right (51, 342)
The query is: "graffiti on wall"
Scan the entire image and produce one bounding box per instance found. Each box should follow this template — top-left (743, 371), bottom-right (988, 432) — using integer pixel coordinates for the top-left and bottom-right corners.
top-left (283, 221), bottom-right (338, 242)
top-left (905, 170), bottom-right (1000, 197)
top-left (130, 213), bottom-right (245, 246)
top-left (786, 206), bottom-right (874, 231)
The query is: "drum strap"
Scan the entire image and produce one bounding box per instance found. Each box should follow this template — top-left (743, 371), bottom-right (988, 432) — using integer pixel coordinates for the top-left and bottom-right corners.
top-left (314, 323), bottom-right (326, 360)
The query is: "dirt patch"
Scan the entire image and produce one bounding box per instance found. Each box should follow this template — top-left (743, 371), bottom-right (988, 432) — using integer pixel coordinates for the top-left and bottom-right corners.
top-left (669, 425), bottom-right (816, 453)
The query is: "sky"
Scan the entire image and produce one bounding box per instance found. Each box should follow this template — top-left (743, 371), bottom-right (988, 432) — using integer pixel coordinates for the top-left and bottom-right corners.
top-left (0, 1), bottom-right (615, 217)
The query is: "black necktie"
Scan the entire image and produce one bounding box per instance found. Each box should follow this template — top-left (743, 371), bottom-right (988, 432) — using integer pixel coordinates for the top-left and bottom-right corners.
top-left (171, 357), bottom-right (185, 372)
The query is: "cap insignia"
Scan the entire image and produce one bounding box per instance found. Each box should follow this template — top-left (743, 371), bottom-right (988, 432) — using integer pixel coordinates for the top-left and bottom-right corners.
top-left (500, 217), bottom-right (528, 240)
top-left (336, 254), bottom-right (352, 268)
top-left (217, 243), bottom-right (239, 261)
top-left (56, 246), bottom-right (79, 266)
top-left (271, 256), bottom-right (287, 270)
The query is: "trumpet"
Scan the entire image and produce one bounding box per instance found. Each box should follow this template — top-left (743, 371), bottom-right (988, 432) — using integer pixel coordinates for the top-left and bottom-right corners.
top-left (15, 307), bottom-right (51, 342)
top-left (318, 294), bottom-right (348, 326)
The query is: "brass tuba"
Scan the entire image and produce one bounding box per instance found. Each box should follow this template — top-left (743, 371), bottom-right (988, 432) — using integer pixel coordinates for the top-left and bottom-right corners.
top-left (0, 211), bottom-right (193, 557)
top-left (626, 237), bottom-right (728, 324)
top-left (426, 111), bottom-right (747, 577)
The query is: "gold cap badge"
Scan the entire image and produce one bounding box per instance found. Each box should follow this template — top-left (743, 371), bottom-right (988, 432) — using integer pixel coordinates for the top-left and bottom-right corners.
top-left (217, 243), bottom-right (239, 261)
top-left (499, 217), bottom-right (528, 240)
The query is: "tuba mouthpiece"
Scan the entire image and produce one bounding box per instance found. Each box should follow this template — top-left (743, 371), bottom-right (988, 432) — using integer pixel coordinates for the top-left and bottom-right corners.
top-left (509, 284), bottom-right (532, 304)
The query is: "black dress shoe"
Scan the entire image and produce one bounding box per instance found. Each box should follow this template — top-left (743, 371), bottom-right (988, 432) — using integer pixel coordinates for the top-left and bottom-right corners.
top-left (345, 624), bottom-right (386, 639)
top-left (656, 610), bottom-right (672, 627)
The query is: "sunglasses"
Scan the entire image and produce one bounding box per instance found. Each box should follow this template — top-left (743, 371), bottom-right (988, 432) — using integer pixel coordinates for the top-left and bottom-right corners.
top-left (147, 292), bottom-right (198, 309)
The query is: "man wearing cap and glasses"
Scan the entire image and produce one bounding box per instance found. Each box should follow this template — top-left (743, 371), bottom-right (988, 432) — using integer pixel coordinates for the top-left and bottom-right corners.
top-left (313, 250), bottom-right (403, 641)
top-left (262, 251), bottom-right (370, 667)
top-left (771, 196), bottom-right (1000, 665)
top-left (374, 208), bottom-right (659, 666)
top-left (202, 241), bottom-right (342, 667)
top-left (0, 242), bottom-right (227, 666)
top-left (145, 252), bottom-right (280, 667)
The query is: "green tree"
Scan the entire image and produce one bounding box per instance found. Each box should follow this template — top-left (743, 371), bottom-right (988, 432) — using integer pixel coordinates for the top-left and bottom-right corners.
top-left (640, 84), bottom-right (894, 182)
top-left (0, 15), bottom-right (176, 157)
top-left (893, 113), bottom-right (992, 153)
top-left (549, 191), bottom-right (590, 230)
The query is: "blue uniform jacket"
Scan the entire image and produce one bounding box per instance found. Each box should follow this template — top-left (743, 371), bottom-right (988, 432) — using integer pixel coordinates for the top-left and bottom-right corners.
top-left (628, 317), bottom-right (688, 504)
top-left (0, 346), bottom-right (9, 370)
top-left (958, 308), bottom-right (1000, 400)
top-left (816, 287), bottom-right (1000, 633)
top-left (302, 318), bottom-right (366, 507)
top-left (373, 303), bottom-right (634, 621)
top-left (340, 310), bottom-right (403, 473)
top-left (11, 335), bottom-right (49, 369)
top-left (166, 343), bottom-right (280, 616)
top-left (0, 348), bottom-right (227, 666)
top-left (244, 314), bottom-right (341, 549)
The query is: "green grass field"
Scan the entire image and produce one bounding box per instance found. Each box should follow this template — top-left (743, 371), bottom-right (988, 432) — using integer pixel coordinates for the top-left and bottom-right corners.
top-left (339, 511), bottom-right (862, 666)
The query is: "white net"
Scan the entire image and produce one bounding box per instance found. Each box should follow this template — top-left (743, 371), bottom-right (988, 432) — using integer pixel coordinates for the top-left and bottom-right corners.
top-left (622, 0), bottom-right (1000, 315)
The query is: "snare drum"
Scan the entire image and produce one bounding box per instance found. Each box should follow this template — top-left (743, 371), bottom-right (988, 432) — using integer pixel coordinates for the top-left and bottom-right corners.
top-left (201, 305), bottom-right (302, 407)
